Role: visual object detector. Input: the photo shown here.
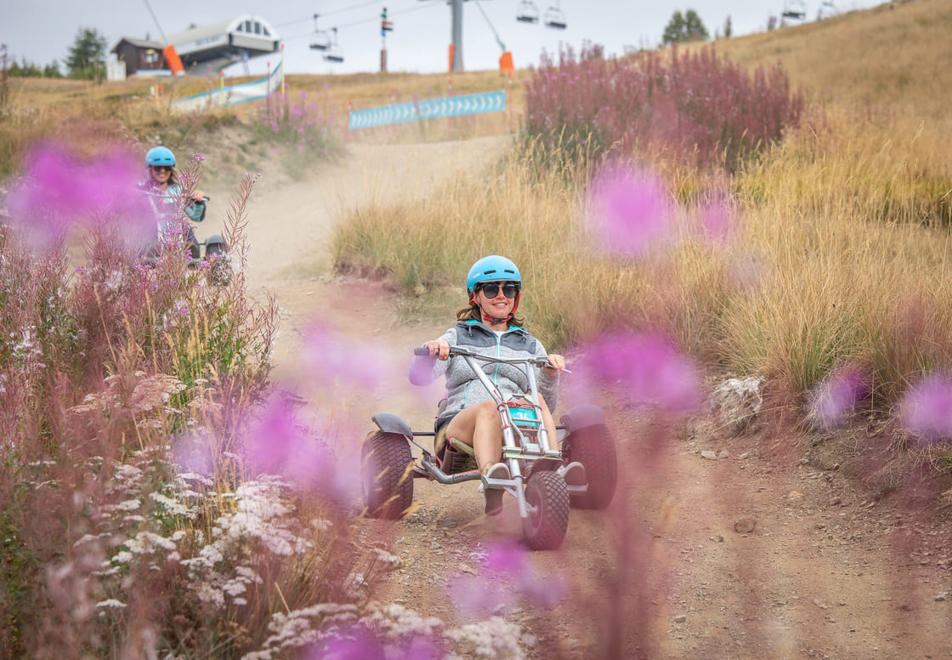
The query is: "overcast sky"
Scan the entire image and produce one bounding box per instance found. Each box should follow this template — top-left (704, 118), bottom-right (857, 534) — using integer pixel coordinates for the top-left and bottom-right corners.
top-left (4, 0), bottom-right (888, 78)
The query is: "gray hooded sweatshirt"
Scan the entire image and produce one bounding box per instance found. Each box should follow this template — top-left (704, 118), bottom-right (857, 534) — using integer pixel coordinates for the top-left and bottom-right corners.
top-left (410, 320), bottom-right (559, 430)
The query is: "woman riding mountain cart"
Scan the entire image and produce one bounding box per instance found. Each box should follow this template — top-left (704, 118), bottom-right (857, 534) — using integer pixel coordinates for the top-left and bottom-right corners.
top-left (415, 255), bottom-right (566, 515)
top-left (360, 255), bottom-right (618, 550)
top-left (138, 146), bottom-right (231, 285)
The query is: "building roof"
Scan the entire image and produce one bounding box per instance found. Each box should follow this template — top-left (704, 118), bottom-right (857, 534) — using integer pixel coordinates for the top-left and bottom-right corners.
top-left (111, 37), bottom-right (164, 53)
top-left (165, 15), bottom-right (279, 47)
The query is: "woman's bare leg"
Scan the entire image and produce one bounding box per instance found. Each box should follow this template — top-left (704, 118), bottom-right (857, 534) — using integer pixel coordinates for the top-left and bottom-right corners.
top-left (444, 400), bottom-right (502, 472)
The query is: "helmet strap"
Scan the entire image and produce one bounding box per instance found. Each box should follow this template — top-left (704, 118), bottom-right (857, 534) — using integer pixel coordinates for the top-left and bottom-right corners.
top-left (473, 297), bottom-right (513, 326)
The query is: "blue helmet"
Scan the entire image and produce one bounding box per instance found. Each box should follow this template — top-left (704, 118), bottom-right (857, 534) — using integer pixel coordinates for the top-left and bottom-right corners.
top-left (145, 146), bottom-right (176, 167)
top-left (466, 255), bottom-right (522, 295)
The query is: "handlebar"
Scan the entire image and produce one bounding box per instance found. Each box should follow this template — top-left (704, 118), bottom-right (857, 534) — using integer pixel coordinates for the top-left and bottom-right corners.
top-left (414, 346), bottom-right (567, 372)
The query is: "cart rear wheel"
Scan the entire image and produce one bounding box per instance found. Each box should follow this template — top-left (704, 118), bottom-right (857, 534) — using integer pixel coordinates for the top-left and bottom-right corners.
top-left (361, 432), bottom-right (413, 519)
top-left (561, 424), bottom-right (617, 510)
top-left (522, 470), bottom-right (569, 550)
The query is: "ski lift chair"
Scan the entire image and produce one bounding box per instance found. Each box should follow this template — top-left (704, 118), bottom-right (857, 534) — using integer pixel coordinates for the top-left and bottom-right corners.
top-left (516, 0), bottom-right (539, 24)
top-left (543, 2), bottom-right (567, 29)
top-left (781, 0), bottom-right (807, 20)
top-left (324, 28), bottom-right (344, 63)
top-left (309, 14), bottom-right (331, 50)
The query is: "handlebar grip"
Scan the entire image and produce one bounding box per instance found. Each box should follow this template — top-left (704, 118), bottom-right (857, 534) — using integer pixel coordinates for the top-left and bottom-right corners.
top-left (413, 347), bottom-right (431, 356)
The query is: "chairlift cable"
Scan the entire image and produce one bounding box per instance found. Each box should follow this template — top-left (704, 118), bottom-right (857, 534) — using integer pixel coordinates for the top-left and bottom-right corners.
top-left (283, 1), bottom-right (436, 41)
top-left (473, 0), bottom-right (506, 53)
top-left (275, 0), bottom-right (410, 28)
top-left (141, 0), bottom-right (169, 43)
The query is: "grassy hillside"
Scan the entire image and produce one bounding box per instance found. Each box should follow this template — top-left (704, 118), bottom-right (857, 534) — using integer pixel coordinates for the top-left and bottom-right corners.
top-left (704, 0), bottom-right (952, 121)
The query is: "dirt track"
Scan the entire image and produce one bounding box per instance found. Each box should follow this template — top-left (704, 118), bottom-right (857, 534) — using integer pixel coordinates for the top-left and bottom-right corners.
top-left (206, 137), bottom-right (952, 658)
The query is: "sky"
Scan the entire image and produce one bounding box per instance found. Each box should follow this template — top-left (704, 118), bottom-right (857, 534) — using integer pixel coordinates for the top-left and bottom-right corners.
top-left (3, 0), bottom-right (888, 78)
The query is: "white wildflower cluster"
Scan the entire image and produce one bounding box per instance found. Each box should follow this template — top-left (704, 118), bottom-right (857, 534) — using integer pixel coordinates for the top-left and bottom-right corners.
top-left (104, 269), bottom-right (124, 294)
top-left (11, 326), bottom-right (42, 363)
top-left (91, 448), bottom-right (200, 593)
top-left (359, 601), bottom-right (444, 646)
top-left (6, 326), bottom-right (45, 377)
top-left (180, 477), bottom-right (312, 611)
top-left (243, 603), bottom-right (360, 659)
top-left (445, 616), bottom-right (534, 660)
top-left (243, 600), bottom-right (532, 660)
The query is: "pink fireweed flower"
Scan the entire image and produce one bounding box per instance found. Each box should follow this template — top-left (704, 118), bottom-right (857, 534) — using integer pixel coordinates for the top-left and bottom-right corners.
top-left (482, 539), bottom-right (568, 607)
top-left (243, 393), bottom-right (345, 494)
top-left (585, 166), bottom-right (675, 259)
top-left (302, 322), bottom-right (399, 394)
top-left (899, 373), bottom-right (952, 444)
top-left (807, 365), bottom-right (869, 431)
top-left (699, 197), bottom-right (735, 245)
top-left (448, 572), bottom-right (514, 617)
top-left (305, 626), bottom-right (385, 659)
top-left (572, 331), bottom-right (701, 415)
top-left (7, 143), bottom-right (155, 251)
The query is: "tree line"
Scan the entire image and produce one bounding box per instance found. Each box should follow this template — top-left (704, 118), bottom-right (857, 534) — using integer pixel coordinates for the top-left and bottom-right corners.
top-left (3, 27), bottom-right (108, 80)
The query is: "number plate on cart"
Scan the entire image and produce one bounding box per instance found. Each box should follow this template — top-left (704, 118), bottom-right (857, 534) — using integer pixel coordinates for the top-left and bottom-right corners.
top-left (507, 403), bottom-right (540, 428)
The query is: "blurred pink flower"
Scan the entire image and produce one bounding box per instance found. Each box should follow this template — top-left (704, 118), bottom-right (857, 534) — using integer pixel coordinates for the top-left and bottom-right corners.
top-left (7, 143), bottom-right (155, 246)
top-left (483, 538), bottom-right (526, 574)
top-left (243, 392), bottom-right (346, 497)
top-left (699, 197), bottom-right (734, 245)
top-left (448, 572), bottom-right (513, 617)
top-left (481, 539), bottom-right (568, 608)
top-left (305, 626), bottom-right (385, 659)
top-left (585, 166), bottom-right (674, 259)
top-left (899, 374), bottom-right (952, 444)
top-left (807, 365), bottom-right (869, 431)
top-left (302, 322), bottom-right (398, 394)
top-left (574, 331), bottom-right (701, 414)
top-left (6, 142), bottom-right (156, 251)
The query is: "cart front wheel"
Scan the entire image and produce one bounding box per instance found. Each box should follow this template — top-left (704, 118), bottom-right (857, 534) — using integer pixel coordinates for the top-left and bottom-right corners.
top-left (522, 470), bottom-right (569, 550)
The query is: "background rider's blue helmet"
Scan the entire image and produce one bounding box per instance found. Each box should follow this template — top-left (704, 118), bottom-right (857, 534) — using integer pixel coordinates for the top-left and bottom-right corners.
top-left (145, 146), bottom-right (176, 167)
top-left (466, 255), bottom-right (522, 295)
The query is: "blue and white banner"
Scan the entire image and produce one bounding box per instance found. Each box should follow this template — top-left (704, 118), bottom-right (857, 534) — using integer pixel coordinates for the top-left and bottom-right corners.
top-left (349, 90), bottom-right (506, 130)
top-left (172, 62), bottom-right (284, 111)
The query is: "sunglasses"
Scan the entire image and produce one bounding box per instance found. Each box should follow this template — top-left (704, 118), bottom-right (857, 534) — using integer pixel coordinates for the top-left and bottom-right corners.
top-left (151, 165), bottom-right (173, 172)
top-left (479, 282), bottom-right (520, 299)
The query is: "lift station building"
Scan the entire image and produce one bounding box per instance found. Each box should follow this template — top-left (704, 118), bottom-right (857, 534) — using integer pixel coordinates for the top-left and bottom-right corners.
top-left (112, 15), bottom-right (280, 77)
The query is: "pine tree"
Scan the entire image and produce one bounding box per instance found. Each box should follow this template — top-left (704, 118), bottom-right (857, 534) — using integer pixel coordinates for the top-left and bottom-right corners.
top-left (66, 27), bottom-right (107, 80)
top-left (663, 9), bottom-right (710, 45)
top-left (662, 11), bottom-right (687, 45)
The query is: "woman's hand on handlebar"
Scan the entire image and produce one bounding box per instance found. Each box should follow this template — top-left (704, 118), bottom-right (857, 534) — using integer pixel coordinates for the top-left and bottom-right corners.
top-left (543, 353), bottom-right (567, 374)
top-left (423, 339), bottom-right (450, 360)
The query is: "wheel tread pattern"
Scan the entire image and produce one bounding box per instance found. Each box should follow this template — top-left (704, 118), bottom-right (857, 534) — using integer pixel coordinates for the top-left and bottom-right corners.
top-left (361, 432), bottom-right (413, 519)
top-left (522, 470), bottom-right (569, 550)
